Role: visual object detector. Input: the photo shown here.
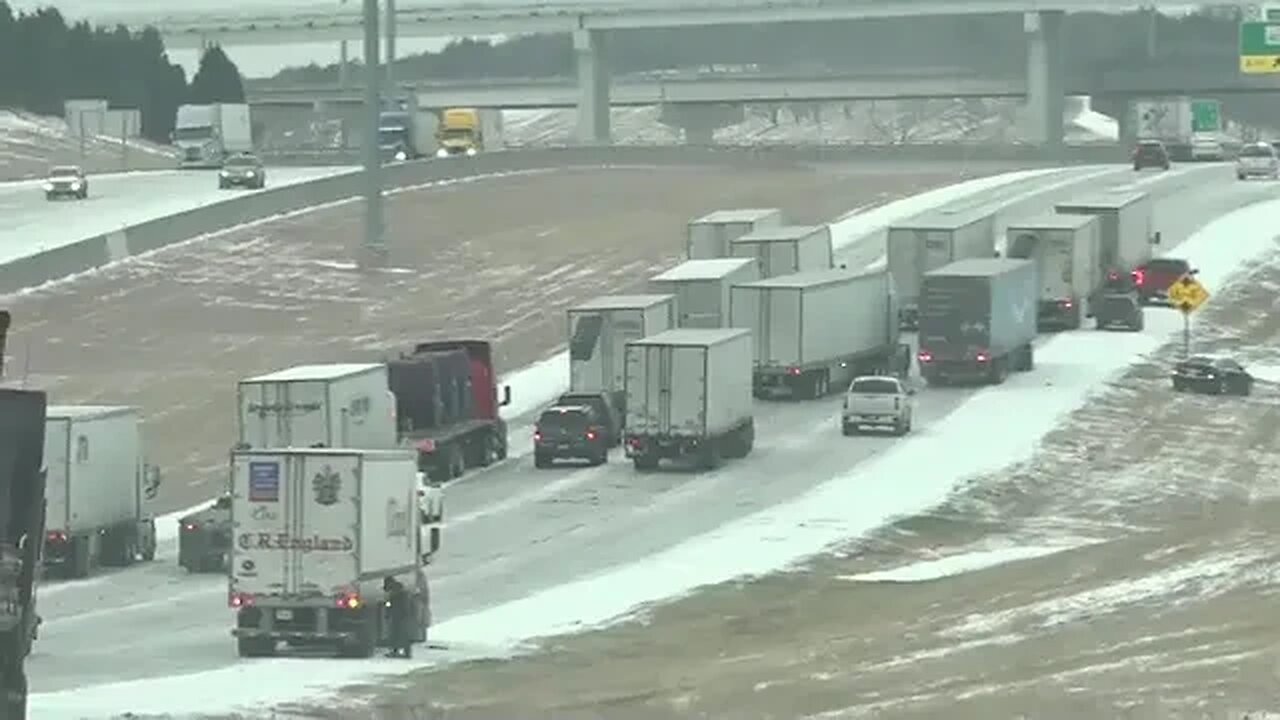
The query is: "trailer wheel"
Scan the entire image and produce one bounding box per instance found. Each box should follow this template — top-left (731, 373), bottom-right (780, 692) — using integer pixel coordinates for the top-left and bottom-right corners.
top-left (70, 537), bottom-right (93, 579)
top-left (699, 442), bottom-right (721, 471)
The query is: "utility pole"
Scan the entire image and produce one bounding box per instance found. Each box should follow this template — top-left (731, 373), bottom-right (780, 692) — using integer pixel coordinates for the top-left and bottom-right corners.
top-left (385, 0), bottom-right (397, 92)
top-left (339, 0), bottom-right (350, 90)
top-left (361, 0), bottom-right (386, 268)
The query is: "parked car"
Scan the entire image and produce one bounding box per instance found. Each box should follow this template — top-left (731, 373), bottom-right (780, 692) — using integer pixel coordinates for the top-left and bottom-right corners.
top-left (1237, 142), bottom-right (1279, 180)
top-left (533, 404), bottom-right (610, 468)
top-left (555, 391), bottom-right (622, 446)
top-left (1132, 140), bottom-right (1171, 171)
top-left (1171, 356), bottom-right (1254, 395)
top-left (44, 165), bottom-right (88, 200)
top-left (841, 375), bottom-right (914, 436)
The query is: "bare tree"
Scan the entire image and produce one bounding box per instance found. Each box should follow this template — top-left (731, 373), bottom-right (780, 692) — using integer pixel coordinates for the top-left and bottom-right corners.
top-left (867, 100), bottom-right (930, 143)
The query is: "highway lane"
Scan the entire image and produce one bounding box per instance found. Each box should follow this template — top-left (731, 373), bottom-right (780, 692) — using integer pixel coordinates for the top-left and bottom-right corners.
top-left (31, 163), bottom-right (1273, 704)
top-left (0, 165), bottom-right (357, 267)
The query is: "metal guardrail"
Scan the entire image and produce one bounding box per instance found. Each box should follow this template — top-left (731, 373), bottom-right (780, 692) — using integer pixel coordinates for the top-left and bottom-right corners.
top-left (0, 143), bottom-right (1121, 297)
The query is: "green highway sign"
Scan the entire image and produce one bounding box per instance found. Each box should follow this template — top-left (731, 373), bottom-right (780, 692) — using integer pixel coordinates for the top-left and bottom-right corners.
top-left (1191, 100), bottom-right (1220, 132)
top-left (1240, 21), bottom-right (1280, 73)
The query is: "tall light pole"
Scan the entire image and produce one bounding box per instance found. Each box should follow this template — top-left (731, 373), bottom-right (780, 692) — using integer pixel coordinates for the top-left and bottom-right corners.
top-left (385, 0), bottom-right (397, 92)
top-left (338, 0), bottom-right (350, 89)
top-left (361, 0), bottom-right (386, 267)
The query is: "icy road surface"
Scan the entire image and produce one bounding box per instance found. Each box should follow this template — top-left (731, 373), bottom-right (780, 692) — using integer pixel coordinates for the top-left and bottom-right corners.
top-left (0, 165), bottom-right (356, 267)
top-left (26, 162), bottom-right (1269, 718)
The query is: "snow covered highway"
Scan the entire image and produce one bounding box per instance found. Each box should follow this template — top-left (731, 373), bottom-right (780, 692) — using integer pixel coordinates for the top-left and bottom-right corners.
top-left (0, 165), bottom-right (356, 267)
top-left (21, 159), bottom-right (1280, 718)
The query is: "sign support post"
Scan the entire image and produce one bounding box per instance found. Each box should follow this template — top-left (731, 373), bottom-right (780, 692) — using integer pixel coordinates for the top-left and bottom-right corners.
top-left (1167, 274), bottom-right (1211, 358)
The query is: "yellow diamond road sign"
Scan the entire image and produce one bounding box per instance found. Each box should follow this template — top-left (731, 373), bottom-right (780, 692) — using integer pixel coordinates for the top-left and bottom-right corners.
top-left (1167, 275), bottom-right (1210, 313)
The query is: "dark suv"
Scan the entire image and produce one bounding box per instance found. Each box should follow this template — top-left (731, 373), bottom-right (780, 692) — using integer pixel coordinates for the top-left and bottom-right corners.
top-left (534, 404), bottom-right (610, 468)
top-left (555, 391), bottom-right (622, 446)
top-left (218, 153), bottom-right (266, 189)
top-left (1133, 140), bottom-right (1171, 171)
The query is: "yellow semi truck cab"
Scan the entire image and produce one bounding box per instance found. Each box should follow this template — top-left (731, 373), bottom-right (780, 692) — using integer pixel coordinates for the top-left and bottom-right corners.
top-left (436, 108), bottom-right (481, 157)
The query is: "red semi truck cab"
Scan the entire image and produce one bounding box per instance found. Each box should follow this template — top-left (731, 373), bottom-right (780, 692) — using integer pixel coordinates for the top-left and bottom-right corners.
top-left (392, 340), bottom-right (513, 482)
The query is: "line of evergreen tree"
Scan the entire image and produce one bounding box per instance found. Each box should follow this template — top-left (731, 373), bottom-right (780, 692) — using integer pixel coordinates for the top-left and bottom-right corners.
top-left (0, 2), bottom-right (246, 144)
top-left (266, 9), bottom-right (1239, 86)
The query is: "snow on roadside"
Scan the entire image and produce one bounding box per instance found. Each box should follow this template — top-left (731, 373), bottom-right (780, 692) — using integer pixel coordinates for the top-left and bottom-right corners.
top-left (837, 541), bottom-right (1091, 584)
top-left (939, 549), bottom-right (1265, 640)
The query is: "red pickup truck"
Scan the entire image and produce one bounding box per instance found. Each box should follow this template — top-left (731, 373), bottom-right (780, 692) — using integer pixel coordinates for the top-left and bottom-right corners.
top-left (1132, 257), bottom-right (1194, 306)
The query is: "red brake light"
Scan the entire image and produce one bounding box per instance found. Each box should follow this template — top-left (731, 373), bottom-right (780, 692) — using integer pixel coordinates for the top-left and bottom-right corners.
top-left (336, 592), bottom-right (362, 610)
top-left (585, 428), bottom-right (598, 441)
top-left (787, 367), bottom-right (801, 376)
top-left (46, 531), bottom-right (67, 543)
top-left (917, 351), bottom-right (933, 363)
top-left (975, 351), bottom-right (991, 363)
top-left (1108, 271), bottom-right (1120, 281)
top-left (1132, 268), bottom-right (1145, 286)
top-left (1059, 299), bottom-right (1073, 308)
top-left (533, 429), bottom-right (542, 442)
top-left (229, 592), bottom-right (255, 608)
top-left (182, 522), bottom-right (199, 532)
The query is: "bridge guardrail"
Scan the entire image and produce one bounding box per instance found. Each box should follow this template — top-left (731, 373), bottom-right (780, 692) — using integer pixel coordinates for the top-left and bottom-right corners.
top-left (0, 143), bottom-right (1121, 296)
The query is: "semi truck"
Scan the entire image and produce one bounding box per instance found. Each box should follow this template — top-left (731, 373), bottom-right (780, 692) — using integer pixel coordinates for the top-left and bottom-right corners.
top-left (730, 225), bottom-right (834, 279)
top-left (228, 447), bottom-right (431, 658)
top-left (1004, 213), bottom-right (1102, 330)
top-left (729, 268), bottom-right (909, 400)
top-left (1132, 96), bottom-right (1193, 160)
top-left (916, 258), bottom-right (1039, 386)
top-left (240, 341), bottom-right (513, 483)
top-left (435, 108), bottom-right (504, 157)
top-left (42, 406), bottom-right (162, 578)
top-left (377, 103), bottom-right (439, 161)
top-left (0, 310), bottom-right (48, 718)
top-left (623, 328), bottom-right (755, 471)
top-left (1054, 191), bottom-right (1161, 289)
top-left (567, 294), bottom-right (676, 415)
top-left (686, 208), bottom-right (783, 259)
top-left (886, 207), bottom-right (997, 329)
top-left (648, 258), bottom-right (760, 329)
top-left (173, 103), bottom-right (253, 169)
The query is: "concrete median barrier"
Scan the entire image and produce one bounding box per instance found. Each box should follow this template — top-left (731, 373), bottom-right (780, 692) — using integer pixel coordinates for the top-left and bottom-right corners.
top-left (0, 143), bottom-right (1122, 297)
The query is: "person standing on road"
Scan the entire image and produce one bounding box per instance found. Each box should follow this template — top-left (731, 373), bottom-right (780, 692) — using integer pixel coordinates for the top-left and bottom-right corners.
top-left (383, 575), bottom-right (414, 659)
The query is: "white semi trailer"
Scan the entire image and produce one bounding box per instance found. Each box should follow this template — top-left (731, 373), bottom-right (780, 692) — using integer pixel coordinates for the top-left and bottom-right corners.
top-left (686, 208), bottom-right (783, 259)
top-left (43, 406), bottom-right (162, 578)
top-left (730, 225), bottom-right (834, 279)
top-left (228, 448), bottom-right (432, 659)
top-left (886, 207), bottom-right (997, 330)
top-left (567, 294), bottom-right (676, 412)
top-left (623, 328), bottom-right (755, 471)
top-left (648, 258), bottom-right (760, 328)
top-left (1004, 213), bottom-right (1103, 330)
top-left (730, 268), bottom-right (908, 400)
top-left (236, 364), bottom-right (397, 450)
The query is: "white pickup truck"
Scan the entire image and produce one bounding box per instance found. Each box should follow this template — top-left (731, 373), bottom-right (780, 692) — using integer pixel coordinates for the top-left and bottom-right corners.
top-left (841, 376), bottom-right (914, 436)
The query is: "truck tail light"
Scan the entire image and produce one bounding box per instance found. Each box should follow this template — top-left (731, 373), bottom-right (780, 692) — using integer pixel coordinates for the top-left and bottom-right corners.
top-left (787, 367), bottom-right (801, 376)
top-left (627, 436), bottom-right (643, 450)
top-left (46, 531), bottom-right (67, 543)
top-left (533, 429), bottom-right (542, 442)
top-left (1058, 299), bottom-right (1073, 309)
top-left (229, 592), bottom-right (255, 608)
top-left (975, 350), bottom-right (991, 363)
top-left (182, 522), bottom-right (199, 532)
top-left (1132, 268), bottom-right (1146, 286)
top-left (585, 427), bottom-right (601, 441)
top-left (336, 592), bottom-right (363, 610)
top-left (917, 350), bottom-right (933, 364)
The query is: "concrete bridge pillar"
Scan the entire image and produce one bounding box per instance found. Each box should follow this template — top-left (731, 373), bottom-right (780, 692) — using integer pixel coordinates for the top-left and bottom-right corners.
top-left (1091, 94), bottom-right (1137, 145)
top-left (574, 29), bottom-right (611, 145)
top-left (659, 103), bottom-right (745, 144)
top-left (1024, 10), bottom-right (1066, 151)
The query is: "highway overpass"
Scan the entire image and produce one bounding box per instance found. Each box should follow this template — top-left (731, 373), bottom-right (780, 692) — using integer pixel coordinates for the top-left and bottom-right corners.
top-left (248, 66), bottom-right (1280, 109)
top-left (152, 0), bottom-right (1193, 47)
